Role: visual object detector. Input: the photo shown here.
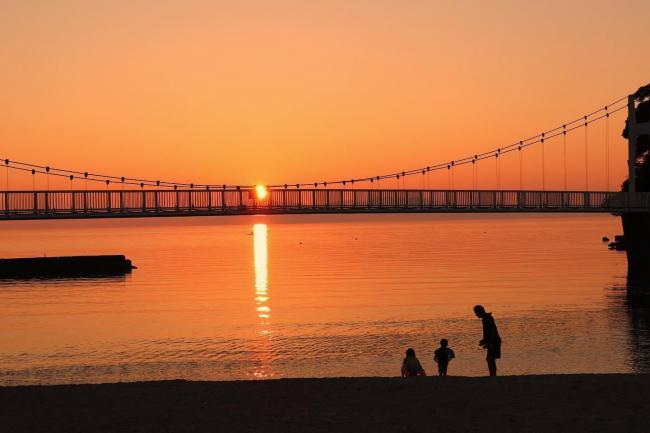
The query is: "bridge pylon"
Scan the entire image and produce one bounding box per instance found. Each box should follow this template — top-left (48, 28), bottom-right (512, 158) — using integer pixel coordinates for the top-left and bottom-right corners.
top-left (627, 88), bottom-right (650, 193)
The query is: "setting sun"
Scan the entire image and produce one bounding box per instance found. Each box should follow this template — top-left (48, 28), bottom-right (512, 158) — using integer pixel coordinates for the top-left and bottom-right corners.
top-left (255, 185), bottom-right (268, 200)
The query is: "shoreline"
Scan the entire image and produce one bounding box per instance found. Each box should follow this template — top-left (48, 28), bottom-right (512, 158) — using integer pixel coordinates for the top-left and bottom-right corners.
top-left (2, 374), bottom-right (650, 432)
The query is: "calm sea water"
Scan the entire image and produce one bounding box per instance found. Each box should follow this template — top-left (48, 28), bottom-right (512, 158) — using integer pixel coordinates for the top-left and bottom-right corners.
top-left (1, 213), bottom-right (649, 385)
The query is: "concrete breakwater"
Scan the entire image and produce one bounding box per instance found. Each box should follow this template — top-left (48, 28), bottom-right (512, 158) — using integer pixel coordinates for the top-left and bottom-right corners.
top-left (0, 255), bottom-right (135, 278)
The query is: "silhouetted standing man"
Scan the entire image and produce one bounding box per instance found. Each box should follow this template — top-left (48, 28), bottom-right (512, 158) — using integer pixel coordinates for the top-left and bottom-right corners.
top-left (474, 305), bottom-right (501, 376)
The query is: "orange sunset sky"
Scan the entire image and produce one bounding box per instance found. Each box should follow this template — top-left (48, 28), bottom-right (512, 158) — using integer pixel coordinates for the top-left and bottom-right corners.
top-left (1, 0), bottom-right (649, 191)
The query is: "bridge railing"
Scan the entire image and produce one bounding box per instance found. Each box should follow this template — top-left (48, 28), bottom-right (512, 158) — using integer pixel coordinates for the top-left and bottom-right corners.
top-left (0, 189), bottom-right (649, 217)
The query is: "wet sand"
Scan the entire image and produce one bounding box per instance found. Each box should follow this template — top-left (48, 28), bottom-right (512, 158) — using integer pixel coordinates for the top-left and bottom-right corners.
top-left (2, 374), bottom-right (649, 433)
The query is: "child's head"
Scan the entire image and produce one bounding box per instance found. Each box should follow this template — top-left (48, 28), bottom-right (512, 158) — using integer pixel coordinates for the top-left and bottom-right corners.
top-left (406, 348), bottom-right (416, 357)
top-left (440, 339), bottom-right (448, 347)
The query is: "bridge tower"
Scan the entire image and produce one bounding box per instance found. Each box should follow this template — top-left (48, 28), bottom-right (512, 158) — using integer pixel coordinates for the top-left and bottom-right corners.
top-left (623, 86), bottom-right (650, 290)
top-left (627, 88), bottom-right (650, 193)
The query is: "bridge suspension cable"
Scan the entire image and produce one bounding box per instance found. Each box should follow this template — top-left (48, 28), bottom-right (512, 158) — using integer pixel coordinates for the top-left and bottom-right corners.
top-left (0, 95), bottom-right (628, 191)
top-left (277, 96), bottom-right (628, 189)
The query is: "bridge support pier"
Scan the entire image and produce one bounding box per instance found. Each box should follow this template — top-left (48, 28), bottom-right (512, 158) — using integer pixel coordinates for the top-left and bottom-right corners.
top-left (623, 213), bottom-right (650, 293)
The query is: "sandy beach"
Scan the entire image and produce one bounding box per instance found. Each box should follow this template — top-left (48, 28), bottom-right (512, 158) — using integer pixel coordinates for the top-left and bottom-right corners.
top-left (2, 374), bottom-right (649, 433)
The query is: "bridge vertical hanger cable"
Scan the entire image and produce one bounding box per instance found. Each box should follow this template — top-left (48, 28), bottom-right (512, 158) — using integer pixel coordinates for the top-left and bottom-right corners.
top-left (447, 165), bottom-right (451, 190)
top-left (541, 133), bottom-right (545, 191)
top-left (605, 106), bottom-right (610, 191)
top-left (563, 125), bottom-right (567, 191)
top-left (584, 116), bottom-right (589, 190)
top-left (495, 153), bottom-right (499, 190)
top-left (4, 160), bottom-right (8, 191)
top-left (519, 142), bottom-right (523, 190)
top-left (472, 159), bottom-right (476, 190)
top-left (451, 163), bottom-right (455, 190)
top-left (497, 150), bottom-right (501, 190)
top-left (472, 158), bottom-right (478, 190)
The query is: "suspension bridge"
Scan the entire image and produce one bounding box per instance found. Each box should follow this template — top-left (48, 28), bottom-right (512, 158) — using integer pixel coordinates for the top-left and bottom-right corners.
top-left (1, 90), bottom-right (649, 220)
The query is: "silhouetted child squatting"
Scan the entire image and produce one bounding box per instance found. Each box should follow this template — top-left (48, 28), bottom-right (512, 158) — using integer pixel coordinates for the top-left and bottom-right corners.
top-left (401, 348), bottom-right (426, 377)
top-left (433, 339), bottom-right (455, 376)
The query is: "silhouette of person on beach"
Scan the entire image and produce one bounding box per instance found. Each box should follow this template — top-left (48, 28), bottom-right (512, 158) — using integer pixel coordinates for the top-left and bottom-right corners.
top-left (474, 305), bottom-right (501, 376)
top-left (401, 348), bottom-right (426, 377)
top-left (433, 338), bottom-right (455, 376)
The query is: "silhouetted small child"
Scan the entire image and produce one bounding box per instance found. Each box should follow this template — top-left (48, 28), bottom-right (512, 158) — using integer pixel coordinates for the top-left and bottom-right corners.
top-left (433, 339), bottom-right (455, 376)
top-left (401, 348), bottom-right (426, 377)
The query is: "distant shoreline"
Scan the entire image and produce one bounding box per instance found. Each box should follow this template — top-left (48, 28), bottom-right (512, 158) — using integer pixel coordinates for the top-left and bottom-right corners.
top-left (2, 374), bottom-right (650, 433)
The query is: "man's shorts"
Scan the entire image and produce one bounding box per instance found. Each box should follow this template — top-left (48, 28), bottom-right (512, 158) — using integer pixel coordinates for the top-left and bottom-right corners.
top-left (487, 340), bottom-right (502, 359)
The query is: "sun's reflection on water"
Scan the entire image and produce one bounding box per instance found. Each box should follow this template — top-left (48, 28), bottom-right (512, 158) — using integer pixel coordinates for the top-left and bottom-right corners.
top-left (254, 223), bottom-right (270, 324)
top-left (252, 223), bottom-right (274, 378)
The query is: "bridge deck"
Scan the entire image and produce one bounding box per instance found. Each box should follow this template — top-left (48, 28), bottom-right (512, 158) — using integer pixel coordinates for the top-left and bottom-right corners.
top-left (0, 189), bottom-right (648, 220)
